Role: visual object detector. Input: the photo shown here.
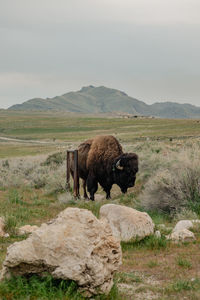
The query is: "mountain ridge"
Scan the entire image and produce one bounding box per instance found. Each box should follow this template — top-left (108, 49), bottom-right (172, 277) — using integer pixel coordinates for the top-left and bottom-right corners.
top-left (8, 86), bottom-right (200, 119)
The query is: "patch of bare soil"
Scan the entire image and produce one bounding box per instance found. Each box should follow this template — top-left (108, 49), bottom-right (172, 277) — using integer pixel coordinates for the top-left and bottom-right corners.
top-left (119, 237), bottom-right (200, 299)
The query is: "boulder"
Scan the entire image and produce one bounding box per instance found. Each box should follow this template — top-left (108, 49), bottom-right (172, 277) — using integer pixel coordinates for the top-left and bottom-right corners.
top-left (0, 208), bottom-right (122, 296)
top-left (17, 225), bottom-right (39, 235)
top-left (167, 229), bottom-right (196, 243)
top-left (173, 220), bottom-right (193, 232)
top-left (100, 204), bottom-right (154, 242)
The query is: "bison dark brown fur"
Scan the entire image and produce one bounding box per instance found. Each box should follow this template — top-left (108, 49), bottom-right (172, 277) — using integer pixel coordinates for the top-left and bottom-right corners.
top-left (71, 135), bottom-right (138, 200)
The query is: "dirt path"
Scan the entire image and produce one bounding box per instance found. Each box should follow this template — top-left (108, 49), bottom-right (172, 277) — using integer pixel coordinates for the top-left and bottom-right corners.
top-left (0, 136), bottom-right (72, 145)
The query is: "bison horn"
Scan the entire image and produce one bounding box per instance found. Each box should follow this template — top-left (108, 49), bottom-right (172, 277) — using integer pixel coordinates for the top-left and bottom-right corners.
top-left (116, 159), bottom-right (123, 170)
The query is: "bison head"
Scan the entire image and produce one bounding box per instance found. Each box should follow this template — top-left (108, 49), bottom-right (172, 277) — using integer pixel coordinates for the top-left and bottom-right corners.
top-left (113, 153), bottom-right (138, 193)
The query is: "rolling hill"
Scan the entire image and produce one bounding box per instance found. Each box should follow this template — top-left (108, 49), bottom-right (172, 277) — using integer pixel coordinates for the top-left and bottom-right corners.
top-left (8, 86), bottom-right (200, 119)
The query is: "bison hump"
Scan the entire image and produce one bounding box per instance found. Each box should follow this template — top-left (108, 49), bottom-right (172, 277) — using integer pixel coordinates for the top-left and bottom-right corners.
top-left (87, 135), bottom-right (123, 170)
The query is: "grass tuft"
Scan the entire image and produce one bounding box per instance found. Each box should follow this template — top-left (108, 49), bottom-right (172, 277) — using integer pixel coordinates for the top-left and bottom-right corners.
top-left (121, 235), bottom-right (168, 251)
top-left (176, 256), bottom-right (192, 268)
top-left (166, 278), bottom-right (200, 293)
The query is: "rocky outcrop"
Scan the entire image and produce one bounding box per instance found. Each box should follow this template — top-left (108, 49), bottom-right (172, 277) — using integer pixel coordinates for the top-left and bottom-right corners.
top-left (100, 204), bottom-right (154, 242)
top-left (0, 208), bottom-right (122, 296)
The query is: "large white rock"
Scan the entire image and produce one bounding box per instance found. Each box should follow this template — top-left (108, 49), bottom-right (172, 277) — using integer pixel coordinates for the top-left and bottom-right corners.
top-left (0, 208), bottom-right (122, 296)
top-left (173, 220), bottom-right (193, 232)
top-left (100, 204), bottom-right (154, 242)
top-left (173, 220), bottom-right (200, 233)
top-left (167, 229), bottom-right (196, 243)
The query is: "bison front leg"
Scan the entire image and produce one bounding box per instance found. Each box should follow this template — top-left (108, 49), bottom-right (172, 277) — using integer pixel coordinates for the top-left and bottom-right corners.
top-left (99, 180), bottom-right (112, 200)
top-left (103, 185), bottom-right (112, 199)
top-left (106, 190), bottom-right (111, 199)
top-left (86, 174), bottom-right (98, 201)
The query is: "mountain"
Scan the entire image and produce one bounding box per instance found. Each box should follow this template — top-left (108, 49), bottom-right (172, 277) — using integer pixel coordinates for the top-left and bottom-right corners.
top-left (8, 86), bottom-right (200, 119)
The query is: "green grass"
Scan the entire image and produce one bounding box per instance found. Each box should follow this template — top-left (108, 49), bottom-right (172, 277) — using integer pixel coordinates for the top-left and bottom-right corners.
top-left (121, 235), bottom-right (168, 251)
top-left (0, 275), bottom-right (84, 300)
top-left (166, 278), bottom-right (200, 293)
top-left (0, 111), bottom-right (200, 142)
top-left (1, 110), bottom-right (200, 159)
top-left (8, 189), bottom-right (24, 205)
top-left (116, 272), bottom-right (143, 284)
top-left (176, 257), bottom-right (192, 268)
top-left (146, 260), bottom-right (159, 268)
top-left (143, 210), bottom-right (172, 225)
top-left (0, 274), bottom-right (121, 300)
top-left (0, 189), bottom-right (66, 236)
top-left (0, 144), bottom-right (58, 158)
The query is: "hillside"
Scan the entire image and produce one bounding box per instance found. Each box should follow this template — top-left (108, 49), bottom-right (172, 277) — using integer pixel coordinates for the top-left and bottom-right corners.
top-left (8, 86), bottom-right (200, 119)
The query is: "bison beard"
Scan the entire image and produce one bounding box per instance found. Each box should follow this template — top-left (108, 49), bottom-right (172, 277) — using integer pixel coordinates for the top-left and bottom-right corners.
top-left (71, 135), bottom-right (138, 201)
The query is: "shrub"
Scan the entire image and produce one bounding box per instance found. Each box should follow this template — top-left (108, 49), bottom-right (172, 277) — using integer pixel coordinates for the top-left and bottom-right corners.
top-left (0, 156), bottom-right (66, 194)
top-left (41, 152), bottom-right (65, 167)
top-left (140, 146), bottom-right (200, 215)
top-left (2, 160), bottom-right (9, 168)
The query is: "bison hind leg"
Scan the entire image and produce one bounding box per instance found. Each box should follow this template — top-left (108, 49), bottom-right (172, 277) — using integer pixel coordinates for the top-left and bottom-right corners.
top-left (82, 179), bottom-right (89, 199)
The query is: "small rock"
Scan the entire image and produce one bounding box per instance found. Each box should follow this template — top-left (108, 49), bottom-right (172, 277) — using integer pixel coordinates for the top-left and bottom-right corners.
top-left (154, 230), bottom-right (161, 238)
top-left (100, 204), bottom-right (154, 242)
top-left (173, 220), bottom-right (193, 232)
top-left (167, 229), bottom-right (195, 243)
top-left (192, 220), bottom-right (200, 223)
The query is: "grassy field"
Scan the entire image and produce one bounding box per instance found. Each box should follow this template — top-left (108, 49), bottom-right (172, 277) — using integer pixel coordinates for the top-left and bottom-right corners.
top-left (0, 111), bottom-right (200, 299)
top-left (0, 110), bottom-right (200, 142)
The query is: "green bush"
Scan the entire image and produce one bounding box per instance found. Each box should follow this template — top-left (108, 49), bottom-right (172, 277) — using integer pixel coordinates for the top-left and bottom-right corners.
top-left (140, 146), bottom-right (200, 215)
top-left (41, 152), bottom-right (65, 167)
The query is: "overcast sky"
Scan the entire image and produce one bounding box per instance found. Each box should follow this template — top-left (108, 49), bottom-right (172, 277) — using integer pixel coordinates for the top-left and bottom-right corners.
top-left (0, 0), bottom-right (200, 108)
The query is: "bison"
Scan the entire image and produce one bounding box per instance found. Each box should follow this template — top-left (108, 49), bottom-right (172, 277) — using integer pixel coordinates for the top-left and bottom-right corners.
top-left (70, 135), bottom-right (138, 200)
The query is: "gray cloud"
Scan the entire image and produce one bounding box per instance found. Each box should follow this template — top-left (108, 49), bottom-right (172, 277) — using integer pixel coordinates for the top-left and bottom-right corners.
top-left (0, 0), bottom-right (200, 108)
